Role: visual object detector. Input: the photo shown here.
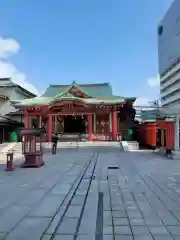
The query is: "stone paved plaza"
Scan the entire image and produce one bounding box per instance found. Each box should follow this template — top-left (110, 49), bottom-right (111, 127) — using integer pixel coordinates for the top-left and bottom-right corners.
top-left (0, 147), bottom-right (180, 239)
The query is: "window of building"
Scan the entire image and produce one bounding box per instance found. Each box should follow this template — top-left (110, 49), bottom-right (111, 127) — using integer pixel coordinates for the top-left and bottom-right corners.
top-left (158, 25), bottom-right (163, 36)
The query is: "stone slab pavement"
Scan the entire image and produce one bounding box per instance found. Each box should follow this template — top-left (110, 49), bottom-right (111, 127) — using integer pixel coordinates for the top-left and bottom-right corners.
top-left (0, 147), bottom-right (180, 239)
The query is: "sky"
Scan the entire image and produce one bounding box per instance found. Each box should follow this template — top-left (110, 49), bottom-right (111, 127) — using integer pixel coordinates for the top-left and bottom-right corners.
top-left (0, 0), bottom-right (173, 105)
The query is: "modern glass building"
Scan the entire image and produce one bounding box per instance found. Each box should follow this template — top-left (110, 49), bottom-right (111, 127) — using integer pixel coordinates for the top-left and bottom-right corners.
top-left (158, 0), bottom-right (180, 110)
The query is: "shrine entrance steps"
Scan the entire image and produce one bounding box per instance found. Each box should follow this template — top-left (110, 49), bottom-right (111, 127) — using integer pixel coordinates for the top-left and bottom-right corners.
top-left (57, 133), bottom-right (88, 142)
top-left (43, 141), bottom-right (123, 153)
top-left (121, 141), bottom-right (139, 151)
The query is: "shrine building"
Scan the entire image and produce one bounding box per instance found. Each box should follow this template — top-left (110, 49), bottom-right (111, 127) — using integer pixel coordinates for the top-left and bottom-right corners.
top-left (11, 81), bottom-right (136, 142)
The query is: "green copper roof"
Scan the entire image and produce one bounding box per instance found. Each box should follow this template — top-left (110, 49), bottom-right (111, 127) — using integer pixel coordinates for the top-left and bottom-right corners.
top-left (42, 82), bottom-right (113, 98)
top-left (12, 81), bottom-right (136, 107)
top-left (12, 97), bottom-right (53, 107)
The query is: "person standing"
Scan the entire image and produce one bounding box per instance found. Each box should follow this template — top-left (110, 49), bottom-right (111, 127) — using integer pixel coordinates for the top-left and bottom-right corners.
top-left (52, 133), bottom-right (58, 155)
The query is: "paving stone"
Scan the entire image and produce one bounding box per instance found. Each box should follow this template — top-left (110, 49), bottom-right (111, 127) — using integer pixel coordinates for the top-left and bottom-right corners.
top-left (77, 235), bottom-right (95, 240)
top-left (0, 233), bottom-right (6, 240)
top-left (104, 211), bottom-right (112, 218)
top-left (112, 206), bottom-right (125, 211)
top-left (127, 210), bottom-right (142, 218)
top-left (112, 210), bottom-right (127, 218)
top-left (162, 217), bottom-right (180, 225)
top-left (79, 217), bottom-right (96, 234)
top-left (0, 205), bottom-right (30, 232)
top-left (153, 236), bottom-right (174, 240)
top-left (132, 226), bottom-right (150, 235)
top-left (41, 235), bottom-right (52, 240)
top-left (173, 237), bottom-right (180, 240)
top-left (166, 225), bottom-right (180, 235)
top-left (104, 235), bottom-right (113, 240)
top-left (103, 225), bottom-right (113, 235)
top-left (145, 218), bottom-right (163, 226)
top-left (29, 195), bottom-right (64, 217)
top-left (115, 235), bottom-right (133, 240)
top-left (114, 226), bottom-right (132, 235)
top-left (16, 189), bottom-right (48, 207)
top-left (6, 217), bottom-right (51, 240)
top-left (129, 218), bottom-right (145, 226)
top-left (56, 217), bottom-right (78, 234)
top-left (113, 217), bottom-right (129, 225)
top-left (50, 184), bottom-right (72, 195)
top-left (103, 217), bottom-right (113, 226)
top-left (54, 235), bottom-right (74, 240)
top-left (66, 206), bottom-right (82, 218)
top-left (71, 195), bottom-right (85, 205)
top-left (149, 226), bottom-right (170, 235)
top-left (134, 235), bottom-right (154, 240)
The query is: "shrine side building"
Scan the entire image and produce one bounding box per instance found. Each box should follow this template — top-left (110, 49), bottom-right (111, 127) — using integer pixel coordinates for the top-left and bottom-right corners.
top-left (12, 81), bottom-right (136, 142)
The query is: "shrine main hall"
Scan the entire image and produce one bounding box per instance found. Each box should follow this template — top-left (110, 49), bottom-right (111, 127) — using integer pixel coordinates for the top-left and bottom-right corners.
top-left (12, 81), bottom-right (136, 142)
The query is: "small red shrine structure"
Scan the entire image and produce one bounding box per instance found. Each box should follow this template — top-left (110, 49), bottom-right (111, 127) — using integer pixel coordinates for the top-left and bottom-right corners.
top-left (140, 120), bottom-right (174, 151)
top-left (12, 81), bottom-right (136, 141)
top-left (20, 128), bottom-right (44, 167)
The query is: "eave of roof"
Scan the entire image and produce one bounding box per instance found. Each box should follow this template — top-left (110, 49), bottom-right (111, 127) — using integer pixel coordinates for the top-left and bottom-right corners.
top-left (12, 95), bottom-right (125, 107)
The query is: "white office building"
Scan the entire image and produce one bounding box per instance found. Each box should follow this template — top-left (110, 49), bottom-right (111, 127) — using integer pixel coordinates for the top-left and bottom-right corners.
top-left (158, 0), bottom-right (180, 111)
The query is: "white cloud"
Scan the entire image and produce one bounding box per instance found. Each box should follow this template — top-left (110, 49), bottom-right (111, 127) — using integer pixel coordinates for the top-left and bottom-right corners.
top-left (0, 60), bottom-right (40, 96)
top-left (133, 97), bottom-right (151, 107)
top-left (0, 37), bottom-right (20, 59)
top-left (147, 75), bottom-right (160, 87)
top-left (134, 75), bottom-right (160, 108)
top-left (0, 37), bottom-right (40, 96)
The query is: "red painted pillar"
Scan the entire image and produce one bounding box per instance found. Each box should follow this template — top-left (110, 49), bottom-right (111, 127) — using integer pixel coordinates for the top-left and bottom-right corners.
top-left (24, 114), bottom-right (29, 129)
top-left (48, 115), bottom-right (52, 142)
top-left (88, 114), bottom-right (92, 141)
top-left (112, 110), bottom-right (118, 141)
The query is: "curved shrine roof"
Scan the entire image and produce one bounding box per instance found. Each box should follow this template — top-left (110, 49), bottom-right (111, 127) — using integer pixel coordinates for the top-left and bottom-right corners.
top-left (12, 81), bottom-right (136, 108)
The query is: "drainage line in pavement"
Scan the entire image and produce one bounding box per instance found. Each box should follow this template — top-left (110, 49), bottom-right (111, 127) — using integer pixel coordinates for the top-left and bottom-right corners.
top-left (95, 192), bottom-right (103, 240)
top-left (40, 153), bottom-right (95, 240)
top-left (73, 153), bottom-right (98, 240)
top-left (46, 152), bottom-right (97, 240)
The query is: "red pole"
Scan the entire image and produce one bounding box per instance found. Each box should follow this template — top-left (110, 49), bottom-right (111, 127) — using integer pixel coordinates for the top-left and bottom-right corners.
top-left (5, 151), bottom-right (14, 171)
top-left (88, 114), bottom-right (92, 141)
top-left (112, 110), bottom-right (117, 140)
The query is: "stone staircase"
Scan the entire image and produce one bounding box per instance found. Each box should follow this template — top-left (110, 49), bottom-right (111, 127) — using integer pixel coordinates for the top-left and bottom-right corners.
top-left (0, 142), bottom-right (11, 153)
top-left (11, 142), bottom-right (23, 159)
top-left (121, 141), bottom-right (139, 151)
top-left (0, 142), bottom-right (22, 162)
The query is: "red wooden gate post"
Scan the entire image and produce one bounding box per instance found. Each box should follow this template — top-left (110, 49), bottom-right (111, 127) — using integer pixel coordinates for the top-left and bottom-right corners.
top-left (112, 110), bottom-right (117, 141)
top-left (48, 115), bottom-right (52, 143)
top-left (88, 114), bottom-right (92, 141)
